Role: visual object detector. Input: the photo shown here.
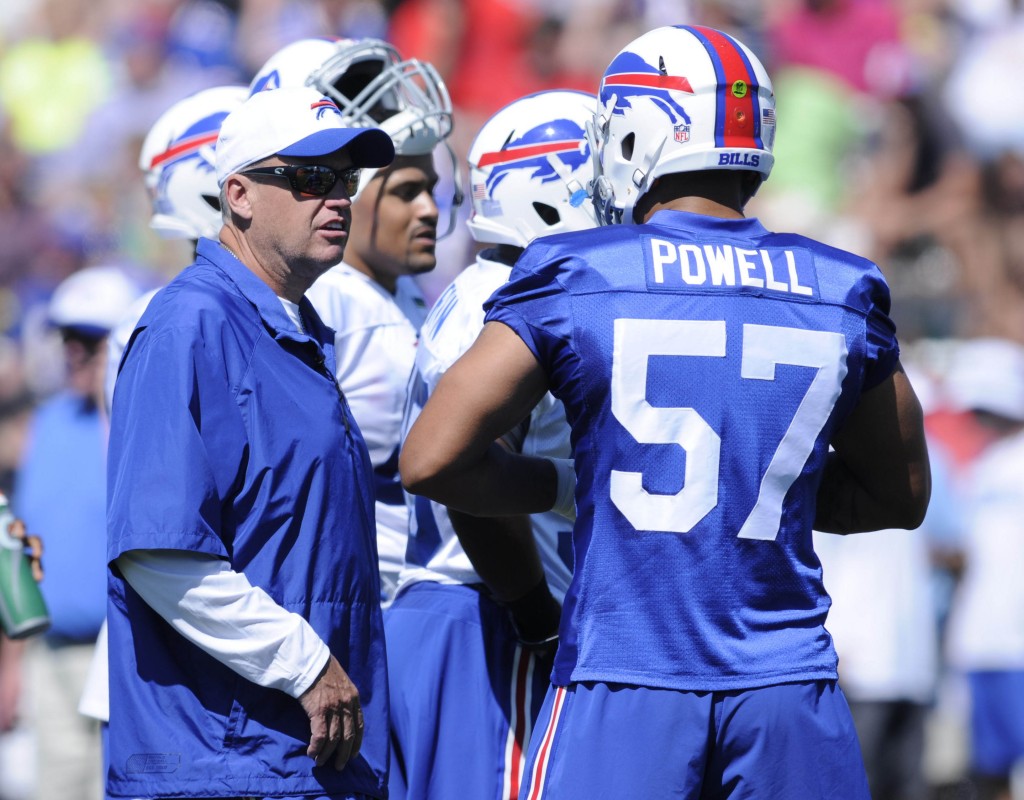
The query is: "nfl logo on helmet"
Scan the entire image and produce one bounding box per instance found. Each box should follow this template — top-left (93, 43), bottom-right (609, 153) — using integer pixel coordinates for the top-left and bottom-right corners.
top-left (674, 124), bottom-right (691, 143)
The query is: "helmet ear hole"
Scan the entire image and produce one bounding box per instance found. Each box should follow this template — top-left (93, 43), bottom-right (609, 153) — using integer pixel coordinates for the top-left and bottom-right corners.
top-left (202, 194), bottom-right (220, 211)
top-left (621, 132), bottom-right (635, 161)
top-left (533, 202), bottom-right (561, 226)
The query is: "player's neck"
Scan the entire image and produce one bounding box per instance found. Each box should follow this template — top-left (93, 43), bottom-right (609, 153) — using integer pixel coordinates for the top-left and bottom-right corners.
top-left (640, 195), bottom-right (745, 222)
top-left (635, 171), bottom-right (750, 223)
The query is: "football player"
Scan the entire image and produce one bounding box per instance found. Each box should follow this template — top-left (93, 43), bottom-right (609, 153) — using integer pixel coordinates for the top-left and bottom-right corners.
top-left (401, 25), bottom-right (930, 799)
top-left (387, 89), bottom-right (596, 800)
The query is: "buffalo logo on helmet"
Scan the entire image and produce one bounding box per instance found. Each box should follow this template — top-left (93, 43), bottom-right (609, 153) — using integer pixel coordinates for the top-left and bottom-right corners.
top-left (476, 118), bottom-right (589, 200)
top-left (249, 70), bottom-right (281, 95)
top-left (148, 113), bottom-right (227, 173)
top-left (601, 52), bottom-right (693, 126)
top-left (149, 113), bottom-right (227, 217)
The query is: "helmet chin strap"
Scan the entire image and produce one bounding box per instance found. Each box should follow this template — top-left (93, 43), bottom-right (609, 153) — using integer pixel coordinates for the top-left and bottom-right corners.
top-left (438, 138), bottom-right (466, 239)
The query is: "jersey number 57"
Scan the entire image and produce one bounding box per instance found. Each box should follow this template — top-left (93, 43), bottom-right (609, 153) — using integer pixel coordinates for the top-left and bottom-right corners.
top-left (610, 318), bottom-right (848, 539)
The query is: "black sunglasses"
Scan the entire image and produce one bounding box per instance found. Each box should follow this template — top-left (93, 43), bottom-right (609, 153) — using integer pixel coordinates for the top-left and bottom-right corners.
top-left (240, 164), bottom-right (361, 197)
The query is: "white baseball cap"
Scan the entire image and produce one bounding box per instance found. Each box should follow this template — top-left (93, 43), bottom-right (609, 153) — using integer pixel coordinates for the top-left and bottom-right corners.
top-left (944, 337), bottom-right (1024, 422)
top-left (48, 265), bottom-right (144, 338)
top-left (215, 87), bottom-right (395, 187)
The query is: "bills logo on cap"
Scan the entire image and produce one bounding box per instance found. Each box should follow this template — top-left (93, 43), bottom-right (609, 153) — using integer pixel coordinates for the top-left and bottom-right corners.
top-left (311, 98), bottom-right (343, 120)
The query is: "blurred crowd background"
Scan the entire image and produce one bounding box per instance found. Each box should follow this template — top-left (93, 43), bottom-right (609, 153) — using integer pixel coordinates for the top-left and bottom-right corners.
top-left (1, 0), bottom-right (1024, 798)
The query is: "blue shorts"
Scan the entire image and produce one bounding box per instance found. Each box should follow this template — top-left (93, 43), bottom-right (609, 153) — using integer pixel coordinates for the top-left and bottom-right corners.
top-left (384, 581), bottom-right (554, 800)
top-left (967, 670), bottom-right (1024, 775)
top-left (521, 680), bottom-right (869, 799)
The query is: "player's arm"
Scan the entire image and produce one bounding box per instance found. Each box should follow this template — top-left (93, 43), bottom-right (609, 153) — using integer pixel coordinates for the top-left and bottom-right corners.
top-left (400, 321), bottom-right (558, 517)
top-left (449, 508), bottom-right (561, 647)
top-left (815, 360), bottom-right (931, 534)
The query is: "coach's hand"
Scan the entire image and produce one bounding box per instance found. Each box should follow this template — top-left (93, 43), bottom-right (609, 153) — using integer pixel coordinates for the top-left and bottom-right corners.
top-left (299, 655), bottom-right (364, 770)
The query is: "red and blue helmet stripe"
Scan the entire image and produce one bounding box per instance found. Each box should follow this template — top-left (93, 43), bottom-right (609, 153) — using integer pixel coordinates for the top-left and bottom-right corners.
top-left (148, 113), bottom-right (230, 171)
top-left (682, 25), bottom-right (766, 151)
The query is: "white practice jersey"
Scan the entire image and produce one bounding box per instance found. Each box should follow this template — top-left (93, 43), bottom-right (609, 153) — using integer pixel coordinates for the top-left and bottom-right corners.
top-left (398, 252), bottom-right (573, 600)
top-left (307, 263), bottom-right (427, 596)
top-left (946, 428), bottom-right (1024, 671)
top-left (106, 288), bottom-right (162, 415)
top-left (814, 527), bottom-right (938, 702)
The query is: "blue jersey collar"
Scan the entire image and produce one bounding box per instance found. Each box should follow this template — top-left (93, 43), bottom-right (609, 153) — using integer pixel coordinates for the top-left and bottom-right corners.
top-left (645, 210), bottom-right (770, 239)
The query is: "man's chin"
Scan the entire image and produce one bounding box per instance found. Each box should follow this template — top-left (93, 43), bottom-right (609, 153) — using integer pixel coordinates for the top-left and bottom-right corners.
top-left (406, 255), bottom-right (437, 275)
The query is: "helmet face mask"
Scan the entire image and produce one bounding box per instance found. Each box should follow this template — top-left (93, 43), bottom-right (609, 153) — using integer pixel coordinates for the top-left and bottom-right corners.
top-left (592, 25), bottom-right (776, 225)
top-left (467, 89), bottom-right (598, 249)
top-left (250, 37), bottom-right (463, 236)
top-left (139, 85), bottom-right (248, 240)
top-left (304, 40), bottom-right (453, 153)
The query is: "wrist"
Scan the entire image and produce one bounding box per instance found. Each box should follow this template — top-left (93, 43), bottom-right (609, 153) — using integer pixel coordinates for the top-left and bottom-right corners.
top-left (545, 457), bottom-right (576, 521)
top-left (502, 577), bottom-right (561, 645)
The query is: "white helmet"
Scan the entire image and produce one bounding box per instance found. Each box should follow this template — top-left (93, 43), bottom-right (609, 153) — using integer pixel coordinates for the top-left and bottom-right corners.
top-left (249, 37), bottom-right (453, 157)
top-left (49, 265), bottom-right (143, 337)
top-left (139, 85), bottom-right (248, 240)
top-left (249, 37), bottom-right (463, 236)
top-left (467, 90), bottom-right (598, 248)
top-left (592, 25), bottom-right (776, 225)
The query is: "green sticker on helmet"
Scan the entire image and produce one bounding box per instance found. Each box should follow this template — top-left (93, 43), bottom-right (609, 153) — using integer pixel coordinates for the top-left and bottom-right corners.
top-left (732, 80), bottom-right (747, 98)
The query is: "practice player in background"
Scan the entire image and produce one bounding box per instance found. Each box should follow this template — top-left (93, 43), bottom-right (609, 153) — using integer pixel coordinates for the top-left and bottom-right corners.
top-left (401, 25), bottom-right (931, 799)
top-left (249, 37), bottom-right (461, 601)
top-left (386, 89), bottom-right (596, 800)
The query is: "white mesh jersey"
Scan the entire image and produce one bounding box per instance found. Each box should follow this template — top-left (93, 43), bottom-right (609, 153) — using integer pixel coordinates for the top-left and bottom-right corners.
top-left (398, 252), bottom-right (574, 600)
top-left (307, 263), bottom-right (428, 596)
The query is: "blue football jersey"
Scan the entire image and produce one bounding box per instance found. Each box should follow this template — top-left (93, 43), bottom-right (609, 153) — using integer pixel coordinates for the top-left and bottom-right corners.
top-left (484, 210), bottom-right (899, 691)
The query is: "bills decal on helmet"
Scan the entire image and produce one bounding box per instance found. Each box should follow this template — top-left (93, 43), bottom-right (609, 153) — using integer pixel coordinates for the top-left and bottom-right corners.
top-left (476, 119), bottom-right (589, 198)
top-left (686, 26), bottom-right (764, 151)
top-left (249, 37), bottom-right (345, 95)
top-left (249, 70), bottom-right (281, 94)
top-left (148, 121), bottom-right (225, 170)
top-left (601, 51), bottom-right (693, 127)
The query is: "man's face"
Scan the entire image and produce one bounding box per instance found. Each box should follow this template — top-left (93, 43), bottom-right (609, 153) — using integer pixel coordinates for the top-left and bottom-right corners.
top-left (242, 151), bottom-right (357, 288)
top-left (62, 330), bottom-right (107, 406)
top-left (345, 154), bottom-right (440, 292)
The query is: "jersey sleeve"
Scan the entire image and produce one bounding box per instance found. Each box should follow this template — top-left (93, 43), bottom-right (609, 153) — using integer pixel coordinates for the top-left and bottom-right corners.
top-left (107, 320), bottom-right (247, 563)
top-left (483, 242), bottom-right (575, 376)
top-left (859, 268), bottom-right (900, 391)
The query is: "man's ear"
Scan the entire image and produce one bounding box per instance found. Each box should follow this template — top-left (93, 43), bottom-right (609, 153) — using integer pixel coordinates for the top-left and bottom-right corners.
top-left (223, 175), bottom-right (255, 222)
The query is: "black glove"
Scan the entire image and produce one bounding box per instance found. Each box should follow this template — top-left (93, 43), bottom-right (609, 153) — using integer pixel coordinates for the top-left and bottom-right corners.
top-left (502, 578), bottom-right (561, 653)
